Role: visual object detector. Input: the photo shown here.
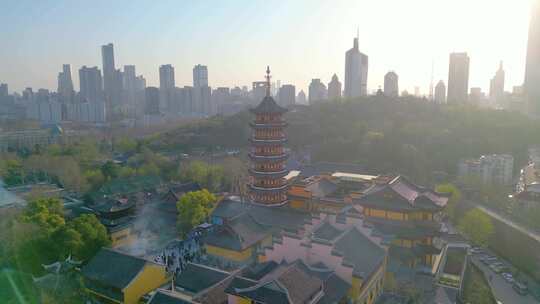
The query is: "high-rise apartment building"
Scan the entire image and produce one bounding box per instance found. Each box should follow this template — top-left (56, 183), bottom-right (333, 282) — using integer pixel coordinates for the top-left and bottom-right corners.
top-left (327, 74), bottom-right (342, 99)
top-left (79, 66), bottom-right (103, 103)
top-left (489, 61), bottom-right (505, 105)
top-left (145, 87), bottom-right (160, 115)
top-left (308, 79), bottom-right (327, 104)
top-left (193, 64), bottom-right (208, 88)
top-left (384, 71), bottom-right (399, 98)
top-left (297, 90), bottom-right (307, 105)
top-left (447, 52), bottom-right (470, 103)
top-left (278, 84), bottom-right (295, 107)
top-left (0, 84), bottom-right (8, 97)
top-left (344, 37), bottom-right (368, 98)
top-left (57, 64), bottom-right (74, 101)
top-left (434, 80), bottom-right (446, 104)
top-left (159, 64), bottom-right (175, 89)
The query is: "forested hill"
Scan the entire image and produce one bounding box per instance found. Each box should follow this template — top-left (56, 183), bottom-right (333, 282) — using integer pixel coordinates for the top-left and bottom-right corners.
top-left (148, 97), bottom-right (540, 183)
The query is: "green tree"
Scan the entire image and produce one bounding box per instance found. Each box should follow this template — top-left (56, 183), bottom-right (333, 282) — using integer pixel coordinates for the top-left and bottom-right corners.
top-left (115, 137), bottom-right (137, 153)
top-left (436, 183), bottom-right (462, 222)
top-left (176, 189), bottom-right (216, 237)
top-left (101, 161), bottom-right (120, 181)
top-left (458, 208), bottom-right (494, 247)
top-left (21, 198), bottom-right (65, 233)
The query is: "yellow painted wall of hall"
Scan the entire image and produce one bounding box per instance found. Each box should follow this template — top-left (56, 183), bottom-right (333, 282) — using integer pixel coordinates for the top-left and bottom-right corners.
top-left (122, 263), bottom-right (168, 304)
top-left (206, 244), bottom-right (252, 262)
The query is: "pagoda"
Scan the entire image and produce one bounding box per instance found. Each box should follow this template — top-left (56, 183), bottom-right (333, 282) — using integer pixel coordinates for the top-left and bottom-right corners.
top-left (248, 67), bottom-right (289, 206)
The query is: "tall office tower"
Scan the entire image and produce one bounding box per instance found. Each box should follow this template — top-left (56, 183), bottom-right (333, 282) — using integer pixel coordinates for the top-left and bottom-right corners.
top-left (278, 84), bottom-right (295, 106)
top-left (525, 0), bottom-right (540, 115)
top-left (308, 79), bottom-right (327, 104)
top-left (384, 71), bottom-right (399, 98)
top-left (57, 64), bottom-right (74, 101)
top-left (447, 52), bottom-right (470, 103)
top-left (489, 61), bottom-right (505, 105)
top-left (193, 64), bottom-right (208, 87)
top-left (101, 43), bottom-right (122, 115)
top-left (145, 87), bottom-right (160, 115)
top-left (435, 80), bottom-right (446, 104)
top-left (297, 90), bottom-right (307, 105)
top-left (327, 74), bottom-right (342, 99)
top-left (79, 66), bottom-right (103, 103)
top-left (344, 36), bottom-right (369, 98)
top-left (0, 83), bottom-right (7, 97)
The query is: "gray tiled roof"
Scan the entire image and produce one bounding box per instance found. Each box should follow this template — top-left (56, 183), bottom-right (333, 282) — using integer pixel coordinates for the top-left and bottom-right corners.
top-left (250, 96), bottom-right (288, 114)
top-left (335, 228), bottom-right (386, 278)
top-left (81, 248), bottom-right (148, 289)
top-left (175, 263), bottom-right (230, 294)
top-left (148, 291), bottom-right (195, 304)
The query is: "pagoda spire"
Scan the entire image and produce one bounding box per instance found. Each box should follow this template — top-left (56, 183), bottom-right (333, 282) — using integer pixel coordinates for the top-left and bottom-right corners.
top-left (265, 66), bottom-right (271, 97)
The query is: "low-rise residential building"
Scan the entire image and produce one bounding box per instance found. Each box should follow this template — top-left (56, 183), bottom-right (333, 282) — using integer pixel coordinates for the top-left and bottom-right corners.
top-left (458, 154), bottom-right (514, 185)
top-left (0, 125), bottom-right (65, 152)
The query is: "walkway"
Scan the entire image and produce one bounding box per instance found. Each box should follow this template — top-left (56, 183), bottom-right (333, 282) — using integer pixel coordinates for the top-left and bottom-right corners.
top-left (471, 255), bottom-right (538, 304)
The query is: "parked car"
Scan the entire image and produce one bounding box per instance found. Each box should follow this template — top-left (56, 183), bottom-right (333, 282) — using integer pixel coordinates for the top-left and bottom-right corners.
top-left (513, 281), bottom-right (529, 296)
top-left (502, 273), bottom-right (514, 284)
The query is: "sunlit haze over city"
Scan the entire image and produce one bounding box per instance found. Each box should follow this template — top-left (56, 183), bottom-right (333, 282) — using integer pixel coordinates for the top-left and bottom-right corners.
top-left (2, 1), bottom-right (540, 304)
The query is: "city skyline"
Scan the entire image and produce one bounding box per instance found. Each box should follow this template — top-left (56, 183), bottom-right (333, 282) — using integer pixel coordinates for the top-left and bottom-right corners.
top-left (0, 0), bottom-right (534, 95)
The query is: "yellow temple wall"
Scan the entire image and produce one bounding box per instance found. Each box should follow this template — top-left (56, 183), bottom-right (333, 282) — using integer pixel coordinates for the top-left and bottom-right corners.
top-left (122, 263), bottom-right (168, 304)
top-left (206, 244), bottom-right (252, 262)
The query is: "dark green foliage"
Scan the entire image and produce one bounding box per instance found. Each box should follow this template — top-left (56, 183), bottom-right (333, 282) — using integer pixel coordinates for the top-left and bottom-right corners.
top-left (177, 189), bottom-right (217, 237)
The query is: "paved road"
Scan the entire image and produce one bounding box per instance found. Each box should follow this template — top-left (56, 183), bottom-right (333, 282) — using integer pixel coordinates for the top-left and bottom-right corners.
top-left (468, 202), bottom-right (540, 243)
top-left (471, 255), bottom-right (538, 304)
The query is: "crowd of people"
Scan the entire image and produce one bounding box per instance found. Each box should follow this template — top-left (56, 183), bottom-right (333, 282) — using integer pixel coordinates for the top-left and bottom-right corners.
top-left (153, 229), bottom-right (207, 275)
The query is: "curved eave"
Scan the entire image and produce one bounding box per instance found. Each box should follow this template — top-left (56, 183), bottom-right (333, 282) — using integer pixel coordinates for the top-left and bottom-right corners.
top-left (249, 122), bottom-right (288, 128)
top-left (248, 153), bottom-right (289, 162)
top-left (249, 138), bottom-right (288, 145)
top-left (249, 199), bottom-right (289, 207)
top-left (248, 184), bottom-right (289, 192)
top-left (249, 169), bottom-right (289, 178)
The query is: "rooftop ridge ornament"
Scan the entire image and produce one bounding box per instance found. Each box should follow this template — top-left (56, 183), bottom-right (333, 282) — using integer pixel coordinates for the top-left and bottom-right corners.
top-left (265, 66), bottom-right (271, 97)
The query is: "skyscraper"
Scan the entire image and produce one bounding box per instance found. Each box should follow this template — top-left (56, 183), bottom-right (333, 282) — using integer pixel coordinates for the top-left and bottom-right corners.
top-left (101, 43), bottom-right (123, 118)
top-left (435, 80), bottom-right (446, 104)
top-left (101, 43), bottom-right (115, 95)
top-left (525, 0), bottom-right (540, 115)
top-left (344, 36), bottom-right (369, 98)
top-left (308, 79), bottom-right (327, 104)
top-left (159, 64), bottom-right (175, 89)
top-left (193, 64), bottom-right (208, 87)
top-left (489, 61), bottom-right (505, 105)
top-left (57, 64), bottom-right (74, 101)
top-left (79, 66), bottom-right (103, 103)
top-left (447, 52), bottom-right (470, 103)
top-left (327, 74), bottom-right (342, 99)
top-left (278, 84), bottom-right (295, 107)
top-left (384, 71), bottom-right (399, 98)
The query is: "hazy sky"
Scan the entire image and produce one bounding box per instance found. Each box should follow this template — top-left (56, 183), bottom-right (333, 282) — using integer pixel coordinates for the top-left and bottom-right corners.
top-left (0, 0), bottom-right (534, 95)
